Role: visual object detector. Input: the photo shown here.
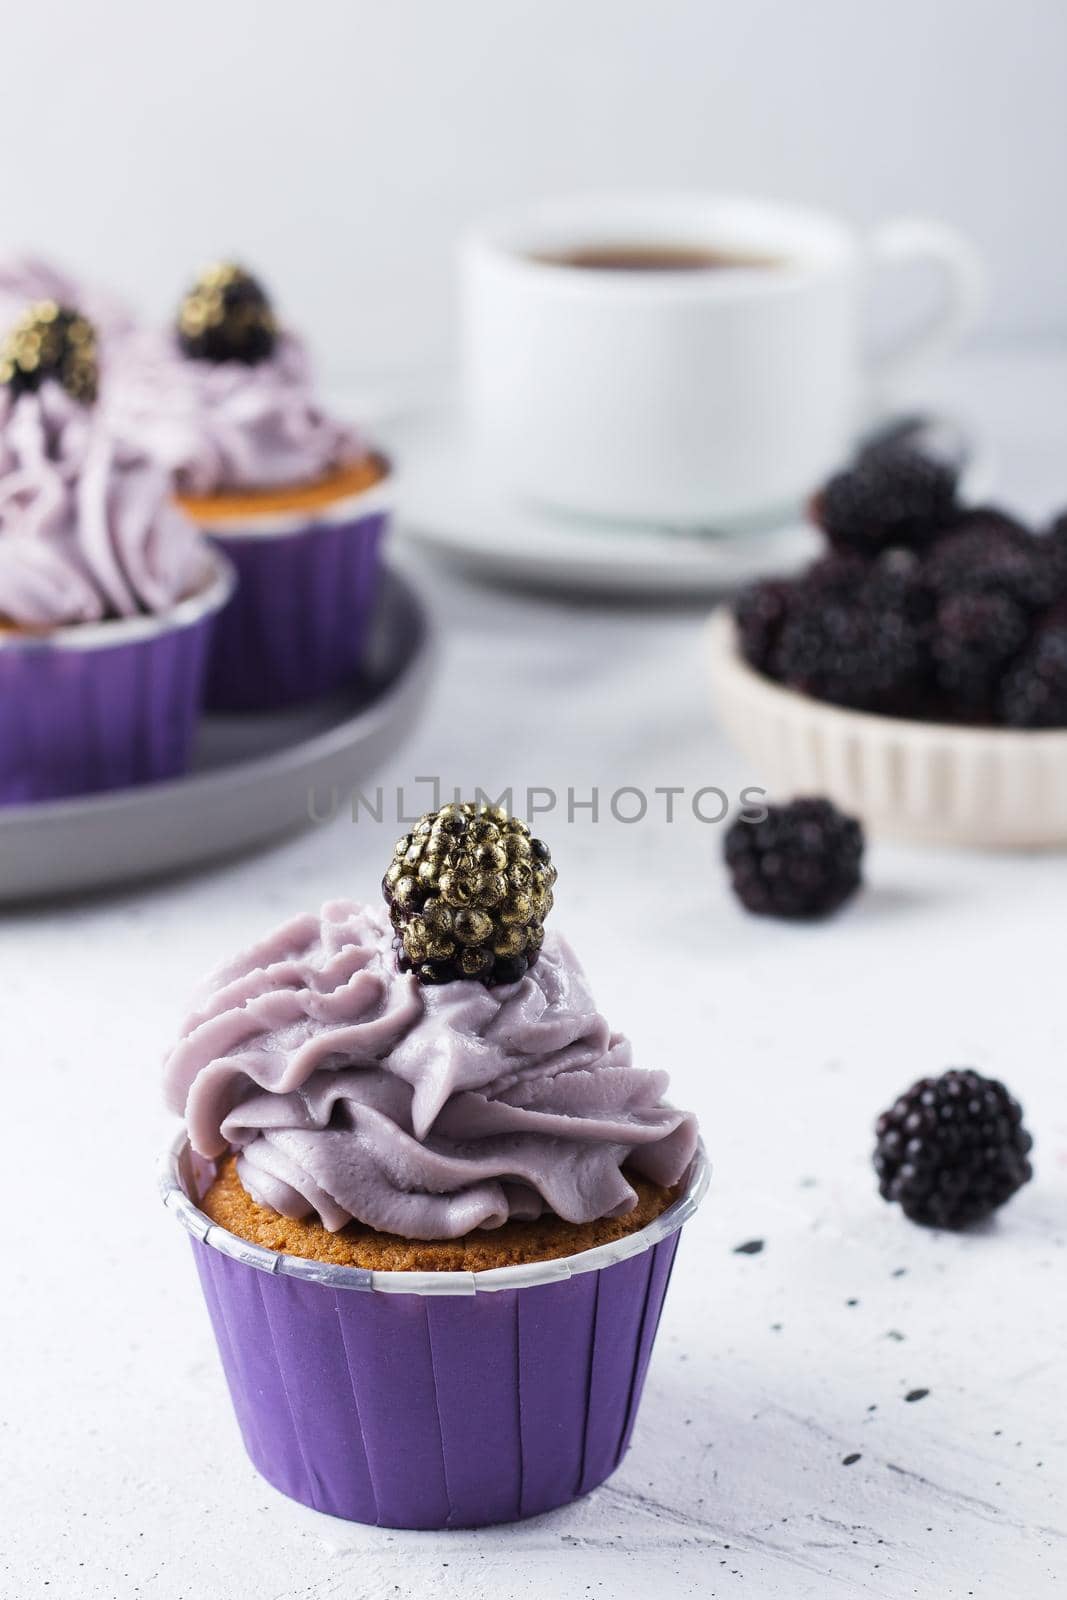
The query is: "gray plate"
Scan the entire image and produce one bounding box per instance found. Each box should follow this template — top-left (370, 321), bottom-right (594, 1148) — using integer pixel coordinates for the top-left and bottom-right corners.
top-left (0, 568), bottom-right (434, 904)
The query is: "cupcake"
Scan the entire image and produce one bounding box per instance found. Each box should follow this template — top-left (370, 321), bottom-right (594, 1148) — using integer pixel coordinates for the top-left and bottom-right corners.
top-left (708, 446), bottom-right (1067, 846)
top-left (0, 302), bottom-right (232, 804)
top-left (161, 802), bottom-right (704, 1529)
top-left (114, 263), bottom-right (389, 711)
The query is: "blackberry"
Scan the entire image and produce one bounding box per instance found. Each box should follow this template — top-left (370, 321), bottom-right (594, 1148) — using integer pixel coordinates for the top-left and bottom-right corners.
top-left (176, 262), bottom-right (277, 365)
top-left (813, 450), bottom-right (959, 556)
top-left (932, 591), bottom-right (1029, 719)
top-left (724, 797), bottom-right (863, 919)
top-left (863, 549), bottom-right (935, 626)
top-left (1043, 511), bottom-right (1067, 598)
top-left (856, 414), bottom-right (969, 477)
top-left (924, 509), bottom-right (1059, 613)
top-left (940, 503), bottom-right (1030, 543)
top-left (0, 301), bottom-right (97, 404)
top-left (383, 801), bottom-right (556, 986)
top-left (774, 570), bottom-right (930, 715)
top-left (874, 1069), bottom-right (1033, 1229)
top-left (734, 578), bottom-right (792, 674)
top-left (998, 624), bottom-right (1067, 728)
top-left (799, 551), bottom-right (874, 599)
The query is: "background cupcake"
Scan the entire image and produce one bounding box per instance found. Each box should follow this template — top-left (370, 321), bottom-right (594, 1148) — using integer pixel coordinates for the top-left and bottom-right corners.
top-left (0, 301), bottom-right (231, 804)
top-left (162, 803), bottom-right (703, 1528)
top-left (115, 263), bottom-right (389, 712)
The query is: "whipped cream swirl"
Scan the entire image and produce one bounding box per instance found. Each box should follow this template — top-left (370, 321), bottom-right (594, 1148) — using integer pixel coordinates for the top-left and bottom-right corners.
top-left (110, 330), bottom-right (362, 495)
top-left (164, 901), bottom-right (698, 1240)
top-left (0, 383), bottom-right (212, 626)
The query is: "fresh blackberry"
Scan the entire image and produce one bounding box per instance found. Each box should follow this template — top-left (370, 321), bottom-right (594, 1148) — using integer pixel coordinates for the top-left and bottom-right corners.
top-left (383, 801), bottom-right (556, 986)
top-left (932, 591), bottom-right (1029, 719)
top-left (856, 415), bottom-right (969, 477)
top-left (774, 571), bottom-right (930, 715)
top-left (863, 549), bottom-right (936, 626)
top-left (924, 509), bottom-right (1058, 613)
top-left (724, 798), bottom-right (863, 919)
top-left (813, 450), bottom-right (959, 556)
top-left (734, 558), bottom-right (876, 677)
top-left (998, 624), bottom-right (1067, 728)
top-left (734, 579), bottom-right (792, 673)
top-left (1043, 511), bottom-right (1067, 598)
top-left (0, 301), bottom-right (97, 403)
top-left (874, 1069), bottom-right (1033, 1229)
top-left (803, 551), bottom-right (870, 588)
top-left (942, 504), bottom-right (1030, 543)
top-left (176, 263), bottom-right (277, 365)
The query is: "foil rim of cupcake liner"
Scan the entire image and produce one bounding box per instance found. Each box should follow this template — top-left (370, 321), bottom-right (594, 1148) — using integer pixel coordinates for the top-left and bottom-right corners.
top-left (160, 1128), bottom-right (710, 1297)
top-left (178, 453), bottom-right (392, 539)
top-left (0, 548), bottom-right (236, 654)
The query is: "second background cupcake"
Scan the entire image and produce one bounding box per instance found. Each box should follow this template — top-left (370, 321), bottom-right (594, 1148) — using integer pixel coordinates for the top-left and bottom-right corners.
top-left (112, 263), bottom-right (390, 711)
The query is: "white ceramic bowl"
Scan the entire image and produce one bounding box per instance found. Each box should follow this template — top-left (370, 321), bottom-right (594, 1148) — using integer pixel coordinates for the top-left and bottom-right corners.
top-left (706, 607), bottom-right (1067, 847)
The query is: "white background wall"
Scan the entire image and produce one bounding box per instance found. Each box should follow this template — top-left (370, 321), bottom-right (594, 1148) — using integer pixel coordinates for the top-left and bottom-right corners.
top-left (2, 0), bottom-right (1064, 383)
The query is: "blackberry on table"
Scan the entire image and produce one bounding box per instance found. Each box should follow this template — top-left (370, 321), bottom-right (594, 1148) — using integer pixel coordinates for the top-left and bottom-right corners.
top-left (814, 450), bottom-right (959, 556)
top-left (724, 797), bottom-right (863, 920)
top-left (874, 1069), bottom-right (1033, 1229)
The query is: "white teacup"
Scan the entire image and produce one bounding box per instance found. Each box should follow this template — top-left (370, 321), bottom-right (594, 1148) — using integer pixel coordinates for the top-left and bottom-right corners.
top-left (461, 194), bottom-right (986, 527)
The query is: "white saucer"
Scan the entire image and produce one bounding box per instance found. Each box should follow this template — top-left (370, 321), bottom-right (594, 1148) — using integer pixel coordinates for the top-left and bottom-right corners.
top-left (383, 403), bottom-right (992, 599)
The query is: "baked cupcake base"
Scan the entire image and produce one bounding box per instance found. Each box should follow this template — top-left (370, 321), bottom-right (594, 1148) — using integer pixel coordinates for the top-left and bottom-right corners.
top-left (203, 1149), bottom-right (679, 1272)
top-left (163, 1134), bottom-right (708, 1529)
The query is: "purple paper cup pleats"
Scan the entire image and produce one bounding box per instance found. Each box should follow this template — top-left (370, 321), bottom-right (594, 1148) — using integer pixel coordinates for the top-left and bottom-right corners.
top-left (162, 1137), bottom-right (709, 1530)
top-left (0, 556), bottom-right (233, 806)
top-left (188, 473), bottom-right (391, 713)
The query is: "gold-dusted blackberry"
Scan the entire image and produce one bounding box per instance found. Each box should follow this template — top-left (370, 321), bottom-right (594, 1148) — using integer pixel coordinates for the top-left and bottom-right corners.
top-left (0, 301), bottom-right (97, 404)
top-left (383, 801), bottom-right (557, 986)
top-left (176, 263), bottom-right (277, 365)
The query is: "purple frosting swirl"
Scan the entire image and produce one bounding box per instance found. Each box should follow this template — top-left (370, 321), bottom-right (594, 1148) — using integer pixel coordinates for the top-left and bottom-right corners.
top-left (163, 900), bottom-right (698, 1241)
top-left (110, 329), bottom-right (362, 496)
top-left (0, 254), bottom-right (137, 350)
top-left (0, 383), bottom-right (213, 626)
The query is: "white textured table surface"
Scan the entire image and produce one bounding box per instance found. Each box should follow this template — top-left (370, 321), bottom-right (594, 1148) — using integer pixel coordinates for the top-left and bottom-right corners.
top-left (3, 352), bottom-right (1066, 1600)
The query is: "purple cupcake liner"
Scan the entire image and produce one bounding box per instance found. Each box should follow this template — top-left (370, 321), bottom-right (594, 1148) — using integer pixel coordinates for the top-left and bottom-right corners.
top-left (0, 556), bottom-right (234, 806)
top-left (162, 1136), bottom-right (708, 1529)
top-left (192, 476), bottom-right (391, 712)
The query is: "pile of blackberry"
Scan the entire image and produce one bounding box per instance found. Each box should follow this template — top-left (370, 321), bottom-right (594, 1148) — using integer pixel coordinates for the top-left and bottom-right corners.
top-left (737, 449), bottom-right (1067, 727)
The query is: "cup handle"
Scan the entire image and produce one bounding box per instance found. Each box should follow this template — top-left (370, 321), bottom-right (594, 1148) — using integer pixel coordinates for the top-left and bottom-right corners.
top-left (865, 218), bottom-right (988, 410)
